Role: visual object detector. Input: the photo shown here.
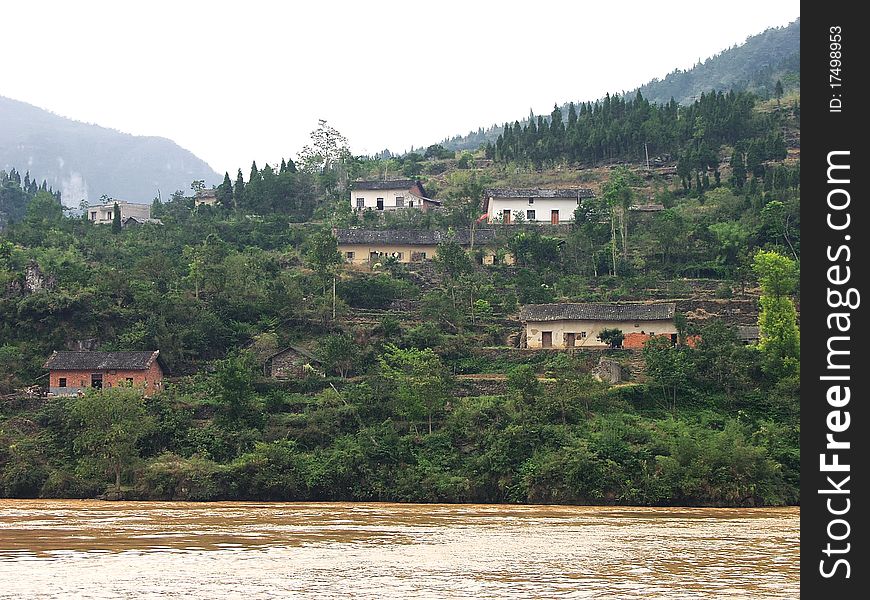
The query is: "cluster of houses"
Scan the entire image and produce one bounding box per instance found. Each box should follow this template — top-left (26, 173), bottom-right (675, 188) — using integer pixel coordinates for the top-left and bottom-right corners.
top-left (349, 179), bottom-right (594, 225)
top-left (44, 300), bottom-right (741, 396)
top-left (338, 179), bottom-right (602, 268)
top-left (42, 178), bottom-right (750, 396)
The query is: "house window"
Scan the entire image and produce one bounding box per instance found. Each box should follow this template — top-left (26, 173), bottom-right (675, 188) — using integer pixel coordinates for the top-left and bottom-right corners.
top-left (90, 211), bottom-right (97, 220)
top-left (580, 331), bottom-right (587, 338)
top-left (649, 330), bottom-right (655, 335)
top-left (126, 377), bottom-right (134, 385)
top-left (395, 196), bottom-right (405, 207)
top-left (526, 210), bottom-right (536, 220)
top-left (376, 198), bottom-right (384, 210)
top-left (58, 377), bottom-right (67, 388)
top-left (408, 199), bottom-right (415, 207)
top-left (345, 251), bottom-right (355, 260)
top-left (356, 198), bottom-right (364, 209)
top-left (528, 198), bottom-right (535, 204)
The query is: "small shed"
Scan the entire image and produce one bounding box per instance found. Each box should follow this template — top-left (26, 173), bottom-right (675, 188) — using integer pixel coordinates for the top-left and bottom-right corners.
top-left (264, 346), bottom-right (322, 378)
top-left (736, 325), bottom-right (760, 345)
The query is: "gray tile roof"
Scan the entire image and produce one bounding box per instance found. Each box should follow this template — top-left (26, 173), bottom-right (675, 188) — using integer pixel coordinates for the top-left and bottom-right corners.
top-left (266, 345), bottom-right (321, 363)
top-left (335, 228), bottom-right (497, 245)
top-left (485, 188), bottom-right (595, 199)
top-left (44, 351), bottom-right (160, 371)
top-left (519, 303), bottom-right (676, 322)
top-left (352, 179), bottom-right (418, 191)
top-left (736, 325), bottom-right (760, 341)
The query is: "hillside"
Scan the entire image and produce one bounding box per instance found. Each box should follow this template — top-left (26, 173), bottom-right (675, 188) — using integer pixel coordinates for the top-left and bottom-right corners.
top-left (0, 95), bottom-right (220, 207)
top-left (437, 18), bottom-right (799, 153)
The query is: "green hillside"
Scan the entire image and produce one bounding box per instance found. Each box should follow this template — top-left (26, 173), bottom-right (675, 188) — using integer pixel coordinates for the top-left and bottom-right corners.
top-left (438, 18), bottom-right (799, 153)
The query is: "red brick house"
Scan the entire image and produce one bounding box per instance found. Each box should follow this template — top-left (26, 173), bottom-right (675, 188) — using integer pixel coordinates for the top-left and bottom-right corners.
top-left (43, 351), bottom-right (164, 397)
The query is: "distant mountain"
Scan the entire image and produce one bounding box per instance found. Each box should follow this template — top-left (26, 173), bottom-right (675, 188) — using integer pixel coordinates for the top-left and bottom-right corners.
top-left (436, 18), bottom-right (800, 152)
top-left (637, 18), bottom-right (799, 105)
top-left (0, 96), bottom-right (220, 206)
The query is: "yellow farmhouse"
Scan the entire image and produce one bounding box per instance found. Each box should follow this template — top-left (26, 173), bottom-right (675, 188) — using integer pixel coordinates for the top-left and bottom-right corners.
top-left (519, 302), bottom-right (677, 349)
top-left (335, 228), bottom-right (513, 266)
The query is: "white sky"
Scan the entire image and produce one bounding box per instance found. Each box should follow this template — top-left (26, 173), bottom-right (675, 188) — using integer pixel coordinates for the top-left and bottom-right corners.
top-left (3, 0), bottom-right (799, 177)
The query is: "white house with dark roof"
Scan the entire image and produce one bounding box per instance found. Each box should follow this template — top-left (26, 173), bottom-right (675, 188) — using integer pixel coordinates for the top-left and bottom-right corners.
top-left (350, 179), bottom-right (441, 212)
top-left (483, 188), bottom-right (594, 224)
top-left (519, 303), bottom-right (677, 349)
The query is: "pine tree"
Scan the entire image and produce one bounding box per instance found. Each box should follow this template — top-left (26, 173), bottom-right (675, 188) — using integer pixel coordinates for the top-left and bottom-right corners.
top-left (217, 172), bottom-right (234, 209)
top-left (112, 202), bottom-right (122, 232)
top-left (233, 169), bottom-right (245, 208)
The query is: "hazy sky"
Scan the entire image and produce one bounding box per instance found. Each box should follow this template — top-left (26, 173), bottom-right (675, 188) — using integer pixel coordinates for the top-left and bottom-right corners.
top-left (4, 1), bottom-right (799, 177)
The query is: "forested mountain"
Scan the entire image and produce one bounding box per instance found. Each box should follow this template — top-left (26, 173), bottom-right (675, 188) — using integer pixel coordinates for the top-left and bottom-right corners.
top-left (437, 18), bottom-right (799, 152)
top-left (0, 95), bottom-right (220, 206)
top-left (637, 18), bottom-right (799, 105)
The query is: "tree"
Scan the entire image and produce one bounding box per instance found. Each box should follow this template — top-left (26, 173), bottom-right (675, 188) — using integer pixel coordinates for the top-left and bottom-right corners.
top-left (233, 169), bottom-right (245, 207)
top-left (319, 333), bottom-right (358, 378)
top-left (507, 364), bottom-right (541, 408)
top-left (598, 328), bottom-right (624, 348)
top-left (25, 191), bottom-right (63, 224)
top-left (306, 230), bottom-right (342, 317)
top-left (212, 350), bottom-right (260, 427)
top-left (752, 250), bottom-right (800, 375)
top-left (112, 202), bottom-right (122, 232)
top-left (70, 388), bottom-right (151, 492)
top-left (601, 166), bottom-right (634, 272)
top-left (298, 120), bottom-right (349, 173)
top-left (643, 336), bottom-right (692, 413)
top-left (379, 344), bottom-right (450, 434)
top-left (216, 172), bottom-right (234, 210)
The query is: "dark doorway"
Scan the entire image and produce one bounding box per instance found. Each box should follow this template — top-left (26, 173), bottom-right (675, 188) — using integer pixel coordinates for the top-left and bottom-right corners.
top-left (565, 332), bottom-right (576, 347)
top-left (503, 209), bottom-right (511, 224)
top-left (542, 331), bottom-right (553, 348)
top-left (551, 210), bottom-right (560, 224)
top-left (91, 373), bottom-right (103, 389)
top-left (376, 199), bottom-right (384, 210)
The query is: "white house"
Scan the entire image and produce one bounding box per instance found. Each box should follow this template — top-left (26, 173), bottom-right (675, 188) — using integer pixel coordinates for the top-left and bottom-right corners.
top-left (350, 179), bottom-right (441, 212)
top-left (87, 200), bottom-right (152, 224)
top-left (483, 187), bottom-right (594, 224)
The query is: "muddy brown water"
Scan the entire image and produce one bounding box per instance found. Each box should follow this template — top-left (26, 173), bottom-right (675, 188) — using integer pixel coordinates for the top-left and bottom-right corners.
top-left (0, 500), bottom-right (798, 599)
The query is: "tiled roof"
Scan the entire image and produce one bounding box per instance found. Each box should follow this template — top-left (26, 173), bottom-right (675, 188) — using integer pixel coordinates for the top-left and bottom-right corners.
top-left (519, 303), bottom-right (676, 322)
top-left (266, 345), bottom-right (321, 363)
top-left (736, 325), bottom-right (760, 341)
top-left (484, 188), bottom-right (595, 199)
top-left (352, 179), bottom-right (418, 191)
top-left (334, 228), bottom-right (497, 245)
top-left (43, 351), bottom-right (160, 370)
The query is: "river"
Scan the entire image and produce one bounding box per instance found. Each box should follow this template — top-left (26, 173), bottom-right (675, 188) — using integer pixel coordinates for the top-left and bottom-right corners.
top-left (0, 500), bottom-right (798, 599)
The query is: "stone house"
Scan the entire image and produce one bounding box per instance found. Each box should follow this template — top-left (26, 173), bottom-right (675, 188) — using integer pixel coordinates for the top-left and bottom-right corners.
top-left (43, 350), bottom-right (165, 397)
top-left (87, 200), bottom-right (152, 224)
top-left (519, 303), bottom-right (677, 349)
top-left (334, 228), bottom-right (513, 266)
top-left (350, 179), bottom-right (441, 212)
top-left (483, 187), bottom-right (595, 224)
top-left (264, 346), bottom-right (322, 378)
